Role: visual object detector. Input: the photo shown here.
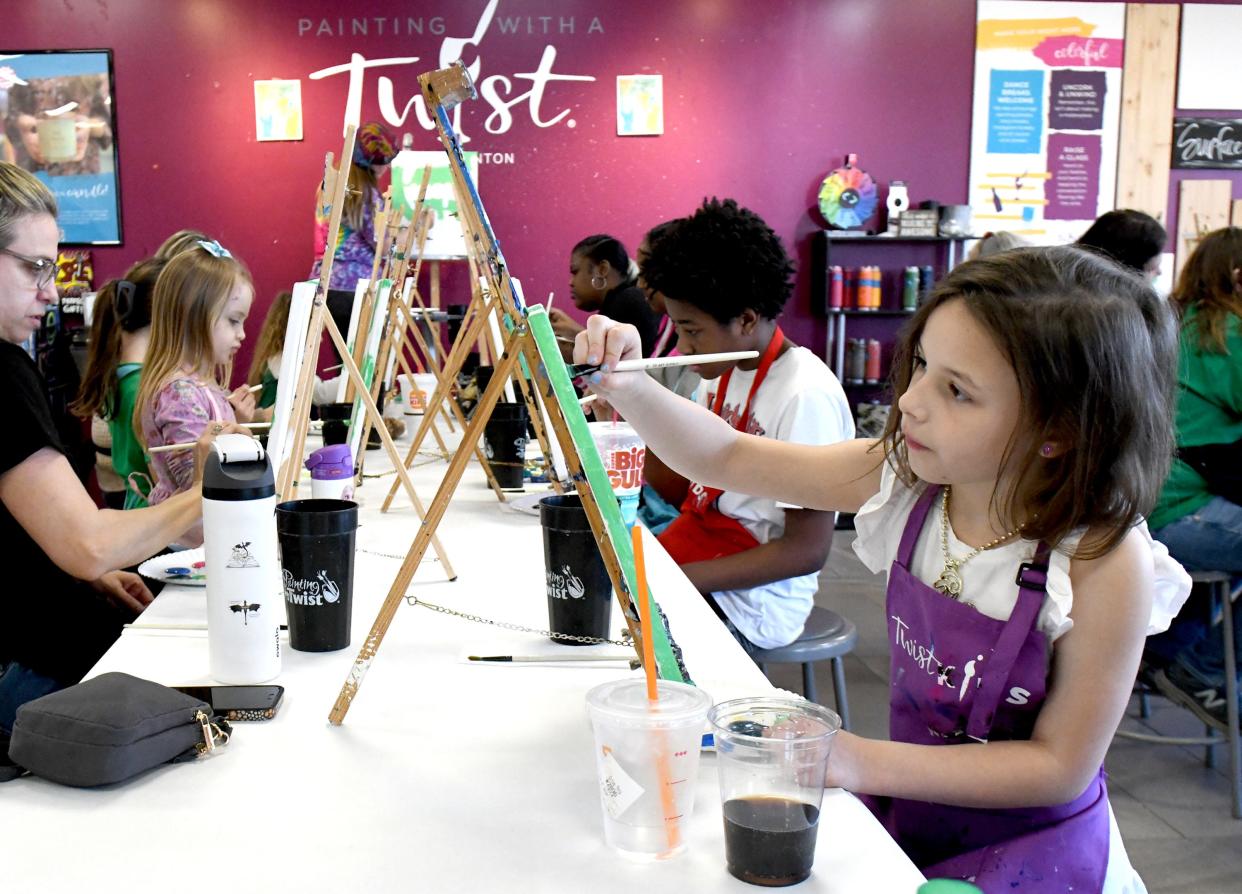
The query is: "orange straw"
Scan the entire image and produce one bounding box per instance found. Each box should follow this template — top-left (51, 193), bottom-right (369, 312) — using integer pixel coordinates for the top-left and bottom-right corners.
top-left (632, 526), bottom-right (681, 854)
top-left (633, 525), bottom-right (659, 701)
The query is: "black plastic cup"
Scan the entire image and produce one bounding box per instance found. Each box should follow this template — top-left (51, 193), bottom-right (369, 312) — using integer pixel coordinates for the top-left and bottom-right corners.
top-left (483, 401), bottom-right (529, 490)
top-left (539, 494), bottom-right (612, 645)
top-left (319, 402), bottom-right (352, 447)
top-left (275, 499), bottom-right (358, 652)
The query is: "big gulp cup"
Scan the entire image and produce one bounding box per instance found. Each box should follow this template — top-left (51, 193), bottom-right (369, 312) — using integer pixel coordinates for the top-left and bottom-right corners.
top-left (587, 421), bottom-right (645, 526)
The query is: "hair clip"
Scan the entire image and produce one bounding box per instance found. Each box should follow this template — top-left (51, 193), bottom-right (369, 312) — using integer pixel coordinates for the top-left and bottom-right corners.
top-left (197, 239), bottom-right (232, 259)
top-left (114, 280), bottom-right (136, 323)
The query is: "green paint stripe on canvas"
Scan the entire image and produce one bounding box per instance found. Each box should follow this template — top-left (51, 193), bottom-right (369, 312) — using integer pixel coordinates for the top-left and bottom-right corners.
top-left (525, 306), bottom-right (687, 683)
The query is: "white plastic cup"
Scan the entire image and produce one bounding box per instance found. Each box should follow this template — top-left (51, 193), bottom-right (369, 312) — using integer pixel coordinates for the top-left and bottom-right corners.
top-left (587, 421), bottom-right (645, 526)
top-left (398, 373), bottom-right (437, 414)
top-left (585, 678), bottom-right (713, 861)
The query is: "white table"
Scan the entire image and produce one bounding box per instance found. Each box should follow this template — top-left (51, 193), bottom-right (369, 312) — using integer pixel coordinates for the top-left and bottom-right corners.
top-left (1, 434), bottom-right (924, 893)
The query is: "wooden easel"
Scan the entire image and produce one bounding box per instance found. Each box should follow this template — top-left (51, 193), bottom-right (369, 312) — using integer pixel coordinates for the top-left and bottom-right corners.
top-left (376, 177), bottom-right (563, 512)
top-left (328, 63), bottom-right (686, 725)
top-left (274, 126), bottom-right (457, 579)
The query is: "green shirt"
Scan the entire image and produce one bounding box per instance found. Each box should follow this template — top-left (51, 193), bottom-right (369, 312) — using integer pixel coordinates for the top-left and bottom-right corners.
top-left (1149, 308), bottom-right (1242, 530)
top-left (258, 366), bottom-right (278, 409)
top-left (108, 363), bottom-right (152, 510)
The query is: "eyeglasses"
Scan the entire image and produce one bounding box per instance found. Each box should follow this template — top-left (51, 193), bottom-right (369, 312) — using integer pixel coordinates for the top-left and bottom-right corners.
top-left (0, 247), bottom-right (57, 290)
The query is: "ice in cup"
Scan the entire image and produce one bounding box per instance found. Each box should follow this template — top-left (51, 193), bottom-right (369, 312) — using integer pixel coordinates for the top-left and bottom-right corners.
top-left (585, 678), bottom-right (713, 860)
top-left (709, 697), bottom-right (841, 886)
top-left (587, 421), bottom-right (645, 526)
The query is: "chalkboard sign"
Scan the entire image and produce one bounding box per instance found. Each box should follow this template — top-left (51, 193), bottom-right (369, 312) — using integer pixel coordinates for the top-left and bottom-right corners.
top-left (1173, 117), bottom-right (1242, 169)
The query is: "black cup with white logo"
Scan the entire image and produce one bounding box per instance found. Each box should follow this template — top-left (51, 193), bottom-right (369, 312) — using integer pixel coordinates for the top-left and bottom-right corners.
top-left (539, 494), bottom-right (612, 645)
top-left (275, 499), bottom-right (358, 652)
top-left (483, 401), bottom-right (529, 490)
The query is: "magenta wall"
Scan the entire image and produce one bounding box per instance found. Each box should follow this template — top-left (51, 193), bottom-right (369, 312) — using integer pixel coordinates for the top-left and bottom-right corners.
top-left (5, 0), bottom-right (980, 377)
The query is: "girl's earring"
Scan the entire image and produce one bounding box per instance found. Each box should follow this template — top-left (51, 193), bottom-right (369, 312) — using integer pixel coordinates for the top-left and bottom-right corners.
top-left (1040, 443), bottom-right (1054, 457)
top-left (590, 274), bottom-right (607, 290)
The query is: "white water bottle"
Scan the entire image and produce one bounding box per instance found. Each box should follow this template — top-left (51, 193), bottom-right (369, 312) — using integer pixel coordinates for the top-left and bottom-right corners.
top-left (202, 434), bottom-right (282, 683)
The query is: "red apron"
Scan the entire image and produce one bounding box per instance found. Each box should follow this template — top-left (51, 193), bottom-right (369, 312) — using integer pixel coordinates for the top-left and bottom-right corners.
top-left (658, 327), bottom-right (784, 566)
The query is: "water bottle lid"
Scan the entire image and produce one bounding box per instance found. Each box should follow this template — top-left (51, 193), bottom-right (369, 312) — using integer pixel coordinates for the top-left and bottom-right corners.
top-left (305, 443), bottom-right (353, 479)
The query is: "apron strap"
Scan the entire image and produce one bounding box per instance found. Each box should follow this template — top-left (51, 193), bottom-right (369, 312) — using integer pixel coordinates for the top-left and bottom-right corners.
top-left (965, 542), bottom-right (1052, 740)
top-left (896, 485), bottom-right (941, 569)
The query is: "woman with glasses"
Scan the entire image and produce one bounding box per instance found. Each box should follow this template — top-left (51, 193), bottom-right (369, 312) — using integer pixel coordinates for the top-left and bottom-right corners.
top-left (0, 162), bottom-right (242, 738)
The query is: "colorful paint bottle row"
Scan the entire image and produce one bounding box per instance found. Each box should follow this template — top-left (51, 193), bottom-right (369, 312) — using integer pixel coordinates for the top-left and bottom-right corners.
top-left (844, 338), bottom-right (883, 384)
top-left (828, 265), bottom-right (882, 310)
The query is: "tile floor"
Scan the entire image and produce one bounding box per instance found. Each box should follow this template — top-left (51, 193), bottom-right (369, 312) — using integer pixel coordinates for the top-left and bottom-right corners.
top-left (761, 532), bottom-right (1242, 894)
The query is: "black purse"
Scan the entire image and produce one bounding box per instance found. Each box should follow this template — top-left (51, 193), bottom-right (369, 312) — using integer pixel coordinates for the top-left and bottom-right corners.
top-left (1, 672), bottom-right (231, 786)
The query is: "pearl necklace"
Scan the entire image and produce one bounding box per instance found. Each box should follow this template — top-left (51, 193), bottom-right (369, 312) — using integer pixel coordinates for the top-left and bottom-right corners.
top-left (932, 487), bottom-right (1021, 599)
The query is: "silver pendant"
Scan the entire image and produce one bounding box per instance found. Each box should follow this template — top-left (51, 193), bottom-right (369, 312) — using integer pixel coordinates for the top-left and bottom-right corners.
top-left (933, 566), bottom-right (963, 599)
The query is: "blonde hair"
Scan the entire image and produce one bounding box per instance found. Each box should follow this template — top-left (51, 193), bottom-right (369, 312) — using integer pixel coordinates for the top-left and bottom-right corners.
top-left (154, 228), bottom-right (211, 261)
top-left (0, 161), bottom-right (58, 249)
top-left (247, 290), bottom-right (292, 385)
top-left (134, 246), bottom-right (252, 444)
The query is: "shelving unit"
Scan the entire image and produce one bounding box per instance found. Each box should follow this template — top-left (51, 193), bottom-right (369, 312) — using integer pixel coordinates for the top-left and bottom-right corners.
top-left (810, 231), bottom-right (967, 405)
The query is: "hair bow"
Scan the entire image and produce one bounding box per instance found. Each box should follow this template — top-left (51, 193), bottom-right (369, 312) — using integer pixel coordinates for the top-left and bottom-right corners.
top-left (197, 239), bottom-right (233, 259)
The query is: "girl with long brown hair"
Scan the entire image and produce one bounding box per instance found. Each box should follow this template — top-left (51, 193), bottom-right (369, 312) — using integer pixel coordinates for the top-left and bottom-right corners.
top-left (134, 240), bottom-right (257, 546)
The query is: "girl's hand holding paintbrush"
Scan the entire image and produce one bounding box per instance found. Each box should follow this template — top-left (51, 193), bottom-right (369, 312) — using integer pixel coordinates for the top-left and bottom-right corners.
top-left (226, 383), bottom-right (259, 423)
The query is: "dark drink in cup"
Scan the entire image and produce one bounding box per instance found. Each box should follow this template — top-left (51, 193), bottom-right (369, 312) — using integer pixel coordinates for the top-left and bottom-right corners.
top-left (722, 796), bottom-right (821, 886)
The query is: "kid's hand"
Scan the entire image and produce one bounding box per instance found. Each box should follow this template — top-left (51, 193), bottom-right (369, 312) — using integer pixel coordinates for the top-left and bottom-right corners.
top-left (227, 385), bottom-right (258, 422)
top-left (91, 570), bottom-right (154, 614)
top-left (548, 308), bottom-right (585, 342)
top-left (575, 315), bottom-right (644, 403)
top-left (191, 421), bottom-right (249, 484)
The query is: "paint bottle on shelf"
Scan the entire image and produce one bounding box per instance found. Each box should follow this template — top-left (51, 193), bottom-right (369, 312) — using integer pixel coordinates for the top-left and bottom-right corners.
top-left (857, 266), bottom-right (875, 311)
top-left (919, 265), bottom-right (936, 295)
top-left (843, 267), bottom-right (858, 309)
top-left (829, 265), bottom-right (844, 309)
top-left (847, 338), bottom-right (867, 384)
top-left (870, 267), bottom-right (883, 309)
top-left (902, 267), bottom-right (920, 310)
top-left (865, 339), bottom-right (882, 384)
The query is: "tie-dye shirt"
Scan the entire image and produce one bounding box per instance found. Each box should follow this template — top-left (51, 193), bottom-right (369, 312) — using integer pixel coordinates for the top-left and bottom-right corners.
top-left (309, 188), bottom-right (378, 290)
top-left (141, 376), bottom-right (234, 547)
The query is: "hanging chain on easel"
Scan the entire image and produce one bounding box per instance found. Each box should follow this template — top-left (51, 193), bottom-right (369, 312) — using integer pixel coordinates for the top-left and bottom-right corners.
top-left (403, 594), bottom-right (633, 647)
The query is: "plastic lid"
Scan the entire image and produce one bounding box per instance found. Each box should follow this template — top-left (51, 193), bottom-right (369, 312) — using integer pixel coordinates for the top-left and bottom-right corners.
top-left (585, 679), bottom-right (712, 727)
top-left (305, 443), bottom-right (353, 479)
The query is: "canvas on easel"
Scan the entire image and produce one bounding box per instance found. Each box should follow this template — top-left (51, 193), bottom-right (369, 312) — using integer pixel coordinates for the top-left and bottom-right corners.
top-left (328, 62), bottom-right (689, 726)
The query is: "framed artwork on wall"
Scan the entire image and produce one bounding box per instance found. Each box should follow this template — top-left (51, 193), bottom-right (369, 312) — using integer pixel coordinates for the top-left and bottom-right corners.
top-left (254, 79), bottom-right (303, 142)
top-left (616, 75), bottom-right (663, 137)
top-left (0, 49), bottom-right (123, 245)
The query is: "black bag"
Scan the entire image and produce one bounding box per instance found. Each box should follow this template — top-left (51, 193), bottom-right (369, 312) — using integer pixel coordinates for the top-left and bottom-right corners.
top-left (1177, 438), bottom-right (1242, 507)
top-left (1, 672), bottom-right (231, 786)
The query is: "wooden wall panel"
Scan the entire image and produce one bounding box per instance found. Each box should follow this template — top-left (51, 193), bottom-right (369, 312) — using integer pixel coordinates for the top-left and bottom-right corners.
top-left (1116, 4), bottom-right (1180, 222)
top-left (1176, 180), bottom-right (1233, 279)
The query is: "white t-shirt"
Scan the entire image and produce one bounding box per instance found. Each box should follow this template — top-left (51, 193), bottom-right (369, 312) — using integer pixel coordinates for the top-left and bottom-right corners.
top-left (698, 345), bottom-right (855, 648)
top-left (853, 461), bottom-right (1190, 894)
top-left (852, 462), bottom-right (1191, 640)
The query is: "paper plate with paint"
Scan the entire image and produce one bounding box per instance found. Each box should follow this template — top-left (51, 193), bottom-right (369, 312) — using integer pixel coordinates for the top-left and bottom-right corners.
top-left (503, 490), bottom-right (551, 518)
top-left (138, 547), bottom-right (208, 587)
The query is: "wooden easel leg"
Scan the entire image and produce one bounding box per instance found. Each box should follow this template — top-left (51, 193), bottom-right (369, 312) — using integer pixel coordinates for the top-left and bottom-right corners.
top-left (329, 326), bottom-right (528, 724)
top-left (322, 311), bottom-right (458, 581)
top-left (381, 294), bottom-right (498, 511)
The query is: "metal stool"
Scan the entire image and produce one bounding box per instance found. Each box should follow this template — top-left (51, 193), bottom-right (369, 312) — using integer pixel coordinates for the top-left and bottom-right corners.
top-left (750, 606), bottom-right (858, 730)
top-left (1117, 570), bottom-right (1241, 818)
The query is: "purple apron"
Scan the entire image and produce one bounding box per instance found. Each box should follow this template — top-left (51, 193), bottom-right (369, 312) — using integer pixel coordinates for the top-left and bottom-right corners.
top-left (863, 485), bottom-right (1110, 892)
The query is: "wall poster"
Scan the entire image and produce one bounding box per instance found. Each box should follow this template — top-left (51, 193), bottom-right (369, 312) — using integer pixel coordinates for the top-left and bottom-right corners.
top-left (0, 50), bottom-right (122, 245)
top-left (968, 2), bottom-right (1124, 244)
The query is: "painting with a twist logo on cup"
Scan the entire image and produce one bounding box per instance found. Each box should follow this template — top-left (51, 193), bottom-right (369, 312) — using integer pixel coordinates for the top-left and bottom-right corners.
top-left (483, 434), bottom-right (528, 460)
top-left (284, 568), bottom-right (342, 607)
top-left (547, 564), bottom-right (585, 601)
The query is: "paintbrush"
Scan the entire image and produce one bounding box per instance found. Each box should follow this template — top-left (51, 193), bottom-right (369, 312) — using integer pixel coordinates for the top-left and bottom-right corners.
top-left (567, 350), bottom-right (758, 379)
